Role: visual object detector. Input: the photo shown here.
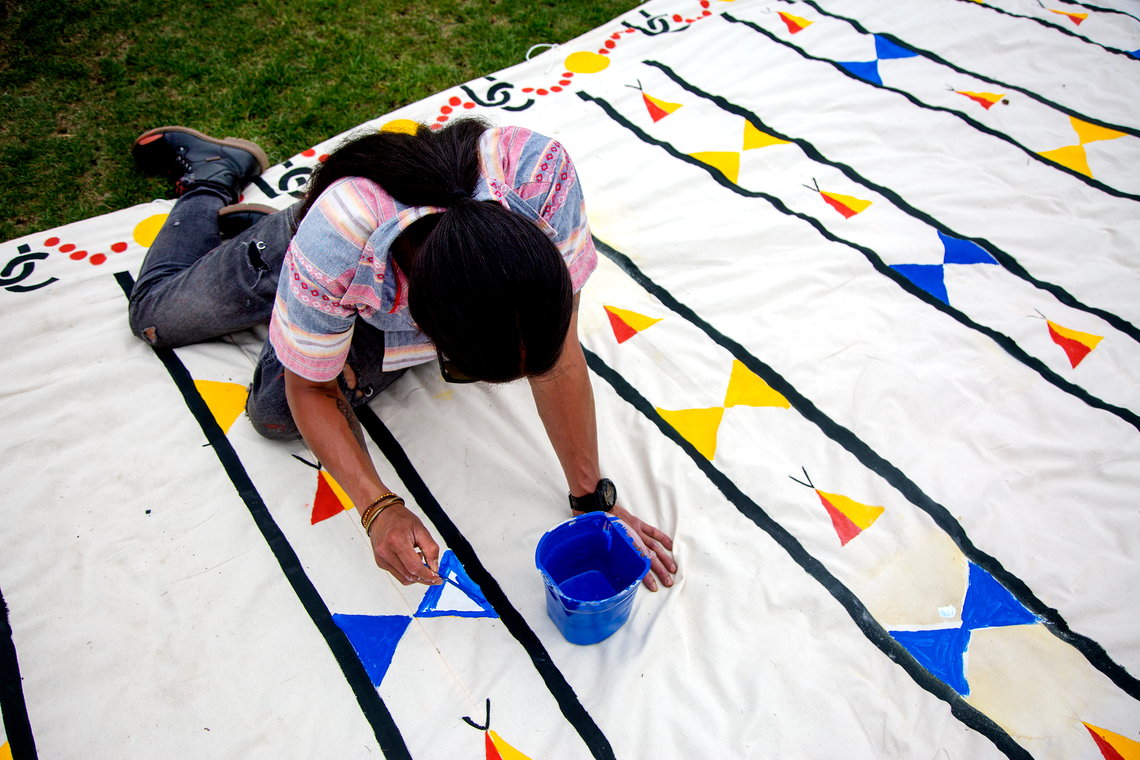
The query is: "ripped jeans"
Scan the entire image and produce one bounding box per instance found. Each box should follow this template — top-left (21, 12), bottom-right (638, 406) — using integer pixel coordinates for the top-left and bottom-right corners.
top-left (127, 186), bottom-right (405, 440)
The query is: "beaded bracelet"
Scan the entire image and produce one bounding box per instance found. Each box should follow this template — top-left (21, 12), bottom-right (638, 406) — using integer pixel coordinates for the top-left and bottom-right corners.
top-left (361, 493), bottom-right (404, 536)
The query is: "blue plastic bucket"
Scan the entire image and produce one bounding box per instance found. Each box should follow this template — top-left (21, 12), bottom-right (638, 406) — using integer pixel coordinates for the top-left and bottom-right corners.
top-left (535, 513), bottom-right (651, 645)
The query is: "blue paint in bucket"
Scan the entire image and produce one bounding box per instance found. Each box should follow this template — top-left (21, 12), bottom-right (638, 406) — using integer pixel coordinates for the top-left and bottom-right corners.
top-left (535, 513), bottom-right (651, 645)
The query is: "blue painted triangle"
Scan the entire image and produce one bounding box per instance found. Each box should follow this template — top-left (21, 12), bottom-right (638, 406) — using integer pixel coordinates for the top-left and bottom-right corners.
top-left (891, 263), bottom-right (949, 304)
top-left (1131, 49), bottom-right (1140, 59)
top-left (875, 35), bottom-right (918, 60)
top-left (837, 60), bottom-right (883, 86)
top-left (961, 563), bottom-right (1038, 631)
top-left (415, 550), bottom-right (498, 619)
top-left (891, 627), bottom-right (972, 696)
top-left (939, 231), bottom-right (997, 265)
top-left (332, 614), bottom-right (411, 687)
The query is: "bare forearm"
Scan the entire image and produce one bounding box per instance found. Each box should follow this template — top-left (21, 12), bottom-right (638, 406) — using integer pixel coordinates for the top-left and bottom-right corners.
top-left (284, 369), bottom-right (387, 513)
top-left (530, 331), bottom-right (601, 498)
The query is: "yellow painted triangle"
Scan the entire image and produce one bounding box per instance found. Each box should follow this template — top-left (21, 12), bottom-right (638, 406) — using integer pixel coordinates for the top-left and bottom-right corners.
top-left (723, 360), bottom-right (789, 408)
top-left (1, 741), bottom-right (11, 760)
top-left (689, 151), bottom-right (741, 185)
top-left (1047, 320), bottom-right (1104, 350)
top-left (817, 491), bottom-right (884, 531)
top-left (194, 380), bottom-right (249, 434)
top-left (322, 471), bottom-right (354, 510)
top-left (821, 191), bottom-right (873, 214)
top-left (645, 92), bottom-right (683, 115)
top-left (656, 407), bottom-right (725, 460)
top-left (744, 120), bottom-right (790, 150)
top-left (1049, 9), bottom-right (1088, 22)
top-left (778, 11), bottom-right (813, 30)
top-left (1085, 723), bottom-right (1140, 760)
top-left (604, 305), bottom-right (662, 332)
top-left (1038, 144), bottom-right (1092, 176)
top-left (490, 731), bottom-right (534, 760)
top-left (1071, 116), bottom-right (1127, 145)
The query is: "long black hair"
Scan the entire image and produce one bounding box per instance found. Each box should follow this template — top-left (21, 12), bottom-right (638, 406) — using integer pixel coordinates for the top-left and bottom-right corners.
top-left (299, 118), bottom-right (573, 383)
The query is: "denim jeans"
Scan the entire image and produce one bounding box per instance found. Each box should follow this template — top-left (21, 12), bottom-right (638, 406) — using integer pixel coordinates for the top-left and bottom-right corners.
top-left (128, 186), bottom-right (405, 440)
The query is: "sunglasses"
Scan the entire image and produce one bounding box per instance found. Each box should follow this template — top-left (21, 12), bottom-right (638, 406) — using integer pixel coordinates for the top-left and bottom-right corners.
top-left (436, 346), bottom-right (478, 384)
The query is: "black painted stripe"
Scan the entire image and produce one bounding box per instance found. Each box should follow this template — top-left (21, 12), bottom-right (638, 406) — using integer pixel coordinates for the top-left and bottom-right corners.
top-left (0, 586), bottom-right (37, 760)
top-left (1068, 1), bottom-right (1140, 24)
top-left (576, 90), bottom-right (1140, 434)
top-left (114, 272), bottom-right (412, 760)
top-left (581, 347), bottom-right (1032, 760)
top-left (590, 236), bottom-right (1140, 701)
top-left (796, 0), bottom-right (1140, 137)
top-left (642, 59), bottom-right (1140, 344)
top-left (944, 0), bottom-right (1140, 60)
top-left (722, 12), bottom-right (1140, 201)
top-left (355, 407), bottom-right (616, 760)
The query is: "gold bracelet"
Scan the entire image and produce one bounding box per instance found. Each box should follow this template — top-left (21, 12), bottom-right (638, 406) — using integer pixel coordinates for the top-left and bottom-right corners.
top-left (362, 495), bottom-right (404, 536)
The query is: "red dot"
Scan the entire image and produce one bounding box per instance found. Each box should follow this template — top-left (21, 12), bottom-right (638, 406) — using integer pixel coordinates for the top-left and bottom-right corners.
top-left (60, 243), bottom-right (75, 253)
top-left (701, 0), bottom-right (709, 6)
top-left (238, 193), bottom-right (244, 202)
top-left (317, 154), bottom-right (329, 162)
top-left (111, 242), bottom-right (127, 253)
top-left (605, 39), bottom-right (615, 48)
top-left (441, 105), bottom-right (453, 115)
top-left (69, 251), bottom-right (86, 260)
top-left (624, 28), bottom-right (635, 33)
top-left (611, 33), bottom-right (622, 39)
top-left (536, 89), bottom-right (548, 95)
top-left (521, 87), bottom-right (534, 93)
top-left (559, 79), bottom-right (571, 86)
top-left (449, 95), bottom-right (461, 106)
top-left (685, 18), bottom-right (694, 22)
top-left (302, 149), bottom-right (316, 157)
top-left (436, 115), bottom-right (448, 122)
top-left (463, 101), bottom-right (475, 109)
top-left (44, 237), bottom-right (59, 247)
top-left (598, 49), bottom-right (609, 55)
top-left (562, 71), bottom-right (573, 77)
top-left (673, 13), bottom-right (682, 21)
top-left (551, 86), bottom-right (563, 93)
top-left (430, 123), bottom-right (442, 130)
top-left (90, 253), bottom-right (107, 265)
top-left (702, 9), bottom-right (711, 15)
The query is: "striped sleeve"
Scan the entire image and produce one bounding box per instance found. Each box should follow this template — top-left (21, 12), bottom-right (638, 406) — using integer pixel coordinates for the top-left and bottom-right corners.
top-left (503, 130), bottom-right (598, 292)
top-left (268, 177), bottom-right (386, 382)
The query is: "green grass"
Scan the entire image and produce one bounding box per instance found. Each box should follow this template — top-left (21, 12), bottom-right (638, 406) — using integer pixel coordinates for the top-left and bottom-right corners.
top-left (0, 0), bottom-right (640, 242)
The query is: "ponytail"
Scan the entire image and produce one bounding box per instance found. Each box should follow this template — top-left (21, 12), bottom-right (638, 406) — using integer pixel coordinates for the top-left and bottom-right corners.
top-left (301, 118), bottom-right (574, 383)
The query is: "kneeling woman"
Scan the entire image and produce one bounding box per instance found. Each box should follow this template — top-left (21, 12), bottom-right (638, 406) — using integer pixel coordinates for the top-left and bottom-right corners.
top-left (128, 118), bottom-right (676, 590)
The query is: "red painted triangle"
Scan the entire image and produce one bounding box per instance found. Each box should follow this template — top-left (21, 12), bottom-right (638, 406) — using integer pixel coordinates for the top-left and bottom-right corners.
top-left (1064, 13), bottom-right (1084, 26)
top-left (818, 492), bottom-right (862, 546)
top-left (1085, 726), bottom-right (1127, 760)
top-left (605, 307), bottom-right (639, 343)
top-left (821, 193), bottom-right (858, 218)
top-left (486, 732), bottom-right (505, 760)
top-left (779, 12), bottom-right (806, 33)
top-left (1048, 323), bottom-right (1093, 368)
top-left (311, 471), bottom-right (346, 525)
top-left (964, 94), bottom-right (996, 110)
top-left (643, 94), bottom-right (670, 123)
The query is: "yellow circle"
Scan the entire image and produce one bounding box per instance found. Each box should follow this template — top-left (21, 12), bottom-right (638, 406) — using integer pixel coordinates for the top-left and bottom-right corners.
top-left (564, 51), bottom-right (610, 75)
top-left (380, 119), bottom-right (421, 135)
top-left (133, 214), bottom-right (169, 248)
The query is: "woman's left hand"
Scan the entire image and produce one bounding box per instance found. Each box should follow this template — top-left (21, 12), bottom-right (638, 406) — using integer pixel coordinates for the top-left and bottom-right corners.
top-left (606, 505), bottom-right (676, 591)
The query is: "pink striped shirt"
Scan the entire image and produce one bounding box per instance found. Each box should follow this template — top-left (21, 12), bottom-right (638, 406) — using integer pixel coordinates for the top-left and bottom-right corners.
top-left (269, 126), bottom-right (597, 381)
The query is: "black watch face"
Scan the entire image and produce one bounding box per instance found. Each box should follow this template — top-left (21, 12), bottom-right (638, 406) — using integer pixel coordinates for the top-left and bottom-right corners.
top-left (600, 479), bottom-right (617, 508)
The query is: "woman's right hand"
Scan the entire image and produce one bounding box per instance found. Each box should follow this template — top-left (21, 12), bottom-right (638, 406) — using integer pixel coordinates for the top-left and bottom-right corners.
top-left (368, 504), bottom-right (443, 586)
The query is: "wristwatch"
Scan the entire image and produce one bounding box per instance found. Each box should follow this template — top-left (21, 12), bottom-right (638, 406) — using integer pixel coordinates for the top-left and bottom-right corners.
top-left (568, 478), bottom-right (617, 513)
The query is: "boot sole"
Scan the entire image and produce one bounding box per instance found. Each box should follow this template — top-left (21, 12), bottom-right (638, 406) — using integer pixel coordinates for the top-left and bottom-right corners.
top-left (132, 126), bottom-right (271, 175)
top-left (219, 202), bottom-right (279, 217)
